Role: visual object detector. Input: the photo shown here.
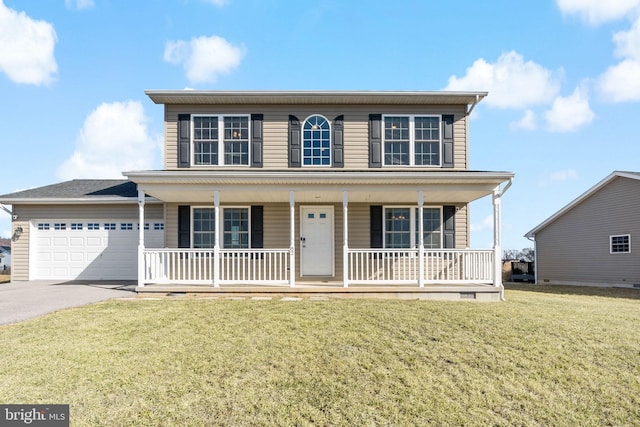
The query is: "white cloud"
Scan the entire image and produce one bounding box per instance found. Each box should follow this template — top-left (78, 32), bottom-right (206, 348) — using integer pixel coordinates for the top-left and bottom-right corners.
top-left (511, 110), bottom-right (537, 131)
top-left (57, 101), bottom-right (162, 180)
top-left (555, 0), bottom-right (640, 25)
top-left (598, 17), bottom-right (640, 101)
top-left (65, 0), bottom-right (95, 10)
top-left (0, 2), bottom-right (58, 85)
top-left (164, 35), bottom-right (245, 84)
top-left (444, 51), bottom-right (561, 109)
top-left (543, 86), bottom-right (594, 132)
top-left (539, 169), bottom-right (579, 187)
top-left (471, 215), bottom-right (493, 233)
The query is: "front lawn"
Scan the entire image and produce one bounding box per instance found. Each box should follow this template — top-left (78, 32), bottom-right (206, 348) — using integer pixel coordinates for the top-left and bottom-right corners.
top-left (0, 286), bottom-right (638, 426)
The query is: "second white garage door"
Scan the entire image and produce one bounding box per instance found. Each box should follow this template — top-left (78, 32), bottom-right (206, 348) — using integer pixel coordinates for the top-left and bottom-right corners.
top-left (33, 220), bottom-right (164, 280)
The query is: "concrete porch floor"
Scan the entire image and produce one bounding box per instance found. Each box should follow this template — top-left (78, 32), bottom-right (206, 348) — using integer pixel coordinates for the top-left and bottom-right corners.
top-left (136, 282), bottom-right (503, 301)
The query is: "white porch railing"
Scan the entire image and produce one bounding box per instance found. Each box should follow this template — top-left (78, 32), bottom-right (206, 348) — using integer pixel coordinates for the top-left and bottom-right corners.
top-left (142, 248), bottom-right (493, 286)
top-left (142, 248), bottom-right (289, 285)
top-left (347, 249), bottom-right (494, 285)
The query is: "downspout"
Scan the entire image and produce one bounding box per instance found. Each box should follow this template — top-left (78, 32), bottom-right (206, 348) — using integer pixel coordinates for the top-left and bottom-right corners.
top-left (0, 204), bottom-right (11, 216)
top-left (496, 177), bottom-right (514, 301)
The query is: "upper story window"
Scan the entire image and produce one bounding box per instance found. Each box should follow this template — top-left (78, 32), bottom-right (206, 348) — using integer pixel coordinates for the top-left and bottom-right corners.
top-left (302, 115), bottom-right (331, 166)
top-left (193, 115), bottom-right (249, 166)
top-left (383, 115), bottom-right (441, 166)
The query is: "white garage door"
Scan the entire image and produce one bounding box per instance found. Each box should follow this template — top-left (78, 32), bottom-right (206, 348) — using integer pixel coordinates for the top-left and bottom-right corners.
top-left (33, 220), bottom-right (164, 280)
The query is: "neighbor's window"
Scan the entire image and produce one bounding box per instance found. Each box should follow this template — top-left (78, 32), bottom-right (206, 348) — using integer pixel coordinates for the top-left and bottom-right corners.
top-left (384, 115), bottom-right (441, 166)
top-left (384, 207), bottom-right (442, 249)
top-left (610, 234), bottom-right (630, 253)
top-left (303, 115), bottom-right (331, 166)
top-left (192, 115), bottom-right (249, 166)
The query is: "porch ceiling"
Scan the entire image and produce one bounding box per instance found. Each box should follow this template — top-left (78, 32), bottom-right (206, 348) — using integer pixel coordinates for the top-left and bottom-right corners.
top-left (125, 170), bottom-right (514, 204)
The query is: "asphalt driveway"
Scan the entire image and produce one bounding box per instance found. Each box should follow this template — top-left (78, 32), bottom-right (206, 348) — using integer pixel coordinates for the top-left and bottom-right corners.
top-left (0, 280), bottom-right (136, 325)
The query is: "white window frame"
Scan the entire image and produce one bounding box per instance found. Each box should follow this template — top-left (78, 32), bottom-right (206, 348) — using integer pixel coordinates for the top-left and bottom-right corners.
top-left (191, 206), bottom-right (252, 249)
top-left (383, 206), bottom-right (443, 249)
top-left (610, 234), bottom-right (631, 254)
top-left (191, 114), bottom-right (251, 167)
top-left (302, 114), bottom-right (332, 167)
top-left (382, 115), bottom-right (442, 167)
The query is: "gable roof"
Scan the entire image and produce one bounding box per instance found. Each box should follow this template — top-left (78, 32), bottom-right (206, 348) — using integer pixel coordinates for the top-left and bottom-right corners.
top-left (0, 246), bottom-right (10, 253)
top-left (524, 171), bottom-right (640, 238)
top-left (0, 180), bottom-right (158, 205)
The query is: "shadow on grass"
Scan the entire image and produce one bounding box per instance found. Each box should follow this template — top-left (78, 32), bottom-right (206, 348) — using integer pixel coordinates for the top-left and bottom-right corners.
top-left (505, 282), bottom-right (640, 300)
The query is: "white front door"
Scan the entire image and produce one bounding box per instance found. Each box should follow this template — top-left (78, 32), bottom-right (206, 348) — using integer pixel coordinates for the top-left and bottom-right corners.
top-left (300, 206), bottom-right (334, 276)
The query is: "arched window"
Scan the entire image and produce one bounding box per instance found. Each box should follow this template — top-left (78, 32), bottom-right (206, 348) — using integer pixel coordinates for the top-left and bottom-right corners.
top-left (302, 115), bottom-right (331, 166)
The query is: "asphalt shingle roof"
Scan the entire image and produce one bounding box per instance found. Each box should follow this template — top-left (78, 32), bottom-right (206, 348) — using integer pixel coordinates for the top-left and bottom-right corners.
top-left (0, 180), bottom-right (137, 200)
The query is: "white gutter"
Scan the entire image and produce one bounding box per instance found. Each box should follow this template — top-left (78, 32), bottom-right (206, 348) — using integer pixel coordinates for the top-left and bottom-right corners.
top-left (0, 197), bottom-right (163, 205)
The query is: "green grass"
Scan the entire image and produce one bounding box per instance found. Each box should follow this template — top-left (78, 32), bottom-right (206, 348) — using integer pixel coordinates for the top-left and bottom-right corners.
top-left (0, 285), bottom-right (639, 426)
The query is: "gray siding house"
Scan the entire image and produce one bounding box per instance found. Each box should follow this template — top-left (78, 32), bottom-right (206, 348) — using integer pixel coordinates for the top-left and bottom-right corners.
top-left (0, 91), bottom-right (514, 300)
top-left (525, 171), bottom-right (640, 288)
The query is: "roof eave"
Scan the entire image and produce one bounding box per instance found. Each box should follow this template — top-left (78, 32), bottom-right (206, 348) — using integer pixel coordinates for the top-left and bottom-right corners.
top-left (144, 90), bottom-right (488, 106)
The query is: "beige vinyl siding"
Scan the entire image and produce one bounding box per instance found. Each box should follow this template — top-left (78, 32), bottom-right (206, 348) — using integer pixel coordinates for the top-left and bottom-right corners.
top-left (10, 218), bottom-right (29, 281)
top-left (10, 203), bottom-right (164, 281)
top-left (535, 176), bottom-right (640, 285)
top-left (164, 105), bottom-right (468, 170)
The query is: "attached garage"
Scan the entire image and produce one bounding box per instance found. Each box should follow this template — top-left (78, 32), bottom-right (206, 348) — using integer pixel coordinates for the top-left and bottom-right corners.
top-left (33, 220), bottom-right (164, 280)
top-left (0, 180), bottom-right (165, 282)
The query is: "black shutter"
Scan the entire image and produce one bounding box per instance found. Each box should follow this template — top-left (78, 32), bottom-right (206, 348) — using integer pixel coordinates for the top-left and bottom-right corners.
top-left (442, 115), bottom-right (454, 168)
top-left (251, 206), bottom-right (263, 248)
top-left (251, 114), bottom-right (263, 167)
top-left (369, 114), bottom-right (382, 168)
top-left (332, 115), bottom-right (344, 168)
top-left (289, 115), bottom-right (301, 167)
top-left (178, 205), bottom-right (191, 248)
top-left (178, 114), bottom-right (190, 168)
top-left (443, 205), bottom-right (456, 248)
top-left (370, 205), bottom-right (383, 248)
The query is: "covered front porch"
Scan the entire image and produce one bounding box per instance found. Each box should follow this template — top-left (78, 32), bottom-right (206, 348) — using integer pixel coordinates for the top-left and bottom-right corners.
top-left (126, 170), bottom-right (513, 298)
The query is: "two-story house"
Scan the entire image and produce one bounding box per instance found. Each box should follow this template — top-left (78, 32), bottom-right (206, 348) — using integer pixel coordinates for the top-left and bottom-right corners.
top-left (0, 91), bottom-right (513, 300)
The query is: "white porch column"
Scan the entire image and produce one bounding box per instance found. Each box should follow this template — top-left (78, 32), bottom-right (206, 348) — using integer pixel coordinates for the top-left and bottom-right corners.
top-left (213, 190), bottom-right (220, 288)
top-left (343, 191), bottom-right (349, 288)
top-left (289, 191), bottom-right (296, 287)
top-left (418, 191), bottom-right (425, 288)
top-left (137, 189), bottom-right (145, 287)
top-left (492, 186), bottom-right (502, 288)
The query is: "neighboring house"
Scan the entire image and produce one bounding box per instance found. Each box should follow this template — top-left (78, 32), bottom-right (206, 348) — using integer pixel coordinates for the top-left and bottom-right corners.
top-left (0, 91), bottom-right (514, 300)
top-left (0, 245), bottom-right (10, 271)
top-left (525, 171), bottom-right (640, 288)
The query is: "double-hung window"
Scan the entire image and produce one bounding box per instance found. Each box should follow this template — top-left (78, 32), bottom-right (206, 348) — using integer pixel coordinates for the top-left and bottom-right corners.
top-left (384, 207), bottom-right (442, 248)
top-left (193, 115), bottom-right (249, 166)
top-left (383, 115), bottom-right (441, 166)
top-left (192, 207), bottom-right (250, 249)
top-left (610, 234), bottom-right (630, 253)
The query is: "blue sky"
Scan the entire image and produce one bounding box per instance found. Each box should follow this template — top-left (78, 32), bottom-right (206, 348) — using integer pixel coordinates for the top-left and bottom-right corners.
top-left (1, 0), bottom-right (640, 252)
